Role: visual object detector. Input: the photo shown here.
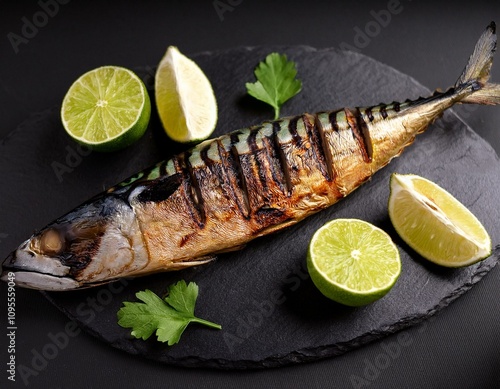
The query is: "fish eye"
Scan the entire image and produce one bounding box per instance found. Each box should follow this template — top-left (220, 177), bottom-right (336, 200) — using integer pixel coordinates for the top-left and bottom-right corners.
top-left (39, 229), bottom-right (64, 255)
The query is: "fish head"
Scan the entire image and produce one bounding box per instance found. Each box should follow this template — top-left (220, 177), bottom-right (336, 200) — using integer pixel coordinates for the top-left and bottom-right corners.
top-left (1, 194), bottom-right (148, 291)
top-left (1, 234), bottom-right (79, 291)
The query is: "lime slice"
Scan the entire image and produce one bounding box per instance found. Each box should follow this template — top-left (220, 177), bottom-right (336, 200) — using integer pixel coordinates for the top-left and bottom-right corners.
top-left (307, 219), bottom-right (401, 307)
top-left (388, 173), bottom-right (491, 267)
top-left (155, 46), bottom-right (217, 143)
top-left (61, 66), bottom-right (151, 152)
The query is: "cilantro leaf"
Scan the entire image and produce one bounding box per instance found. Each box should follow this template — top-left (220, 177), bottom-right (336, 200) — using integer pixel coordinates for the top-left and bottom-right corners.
top-left (164, 279), bottom-right (198, 315)
top-left (117, 281), bottom-right (221, 346)
top-left (246, 52), bottom-right (302, 119)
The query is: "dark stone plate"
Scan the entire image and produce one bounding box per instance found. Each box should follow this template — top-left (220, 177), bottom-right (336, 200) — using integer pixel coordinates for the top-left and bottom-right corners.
top-left (1, 46), bottom-right (498, 369)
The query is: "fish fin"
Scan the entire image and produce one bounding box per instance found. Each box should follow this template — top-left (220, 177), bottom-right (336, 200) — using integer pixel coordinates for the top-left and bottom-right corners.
top-left (460, 82), bottom-right (500, 105)
top-left (456, 22), bottom-right (496, 87)
top-left (169, 255), bottom-right (216, 270)
top-left (215, 244), bottom-right (247, 254)
top-left (456, 22), bottom-right (500, 105)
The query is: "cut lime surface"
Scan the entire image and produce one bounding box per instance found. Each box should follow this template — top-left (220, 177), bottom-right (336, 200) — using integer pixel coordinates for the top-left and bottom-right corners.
top-left (307, 219), bottom-right (401, 307)
top-left (388, 173), bottom-right (491, 267)
top-left (61, 66), bottom-right (151, 152)
top-left (155, 46), bottom-right (217, 143)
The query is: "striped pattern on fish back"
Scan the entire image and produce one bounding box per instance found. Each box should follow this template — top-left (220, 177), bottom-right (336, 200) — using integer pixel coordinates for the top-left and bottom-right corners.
top-left (122, 101), bottom-right (415, 266)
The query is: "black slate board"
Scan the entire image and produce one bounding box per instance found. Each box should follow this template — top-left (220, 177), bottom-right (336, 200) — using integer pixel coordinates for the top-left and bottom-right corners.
top-left (1, 46), bottom-right (499, 369)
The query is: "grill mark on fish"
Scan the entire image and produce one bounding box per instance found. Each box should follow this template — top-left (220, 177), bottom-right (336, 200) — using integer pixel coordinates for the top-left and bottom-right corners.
top-left (199, 143), bottom-right (214, 170)
top-left (174, 153), bottom-right (205, 227)
top-left (136, 173), bottom-right (182, 203)
top-left (287, 116), bottom-right (303, 146)
top-left (200, 141), bottom-right (236, 205)
top-left (229, 150), bottom-right (251, 216)
top-left (200, 141), bottom-right (229, 191)
top-left (159, 161), bottom-right (167, 176)
top-left (253, 206), bottom-right (287, 230)
top-left (379, 104), bottom-right (388, 119)
top-left (247, 126), bottom-right (269, 193)
top-left (199, 142), bottom-right (220, 185)
top-left (365, 107), bottom-right (375, 122)
top-left (271, 121), bottom-right (293, 195)
top-left (356, 108), bottom-right (373, 161)
top-left (216, 135), bottom-right (251, 218)
top-left (214, 139), bottom-right (248, 218)
top-left (329, 110), bottom-right (340, 131)
top-left (344, 107), bottom-right (371, 163)
top-left (230, 131), bottom-right (241, 147)
top-left (261, 136), bottom-right (286, 194)
top-left (308, 113), bottom-right (334, 181)
top-left (184, 151), bottom-right (206, 226)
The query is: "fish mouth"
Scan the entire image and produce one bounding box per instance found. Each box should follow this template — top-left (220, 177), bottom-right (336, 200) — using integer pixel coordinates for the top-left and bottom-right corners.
top-left (1, 250), bottom-right (16, 276)
top-left (1, 248), bottom-right (80, 291)
top-left (0, 270), bottom-right (80, 291)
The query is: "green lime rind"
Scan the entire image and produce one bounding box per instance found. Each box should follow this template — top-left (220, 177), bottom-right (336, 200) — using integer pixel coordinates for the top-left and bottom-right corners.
top-left (307, 219), bottom-right (401, 307)
top-left (307, 256), bottom-right (400, 306)
top-left (61, 66), bottom-right (151, 152)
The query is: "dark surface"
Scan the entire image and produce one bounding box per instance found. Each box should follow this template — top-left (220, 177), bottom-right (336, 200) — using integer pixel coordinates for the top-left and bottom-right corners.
top-left (1, 1), bottom-right (500, 388)
top-left (4, 44), bottom-right (498, 369)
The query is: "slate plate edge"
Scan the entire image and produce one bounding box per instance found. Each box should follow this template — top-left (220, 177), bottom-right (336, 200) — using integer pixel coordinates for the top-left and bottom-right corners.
top-left (29, 44), bottom-right (500, 369)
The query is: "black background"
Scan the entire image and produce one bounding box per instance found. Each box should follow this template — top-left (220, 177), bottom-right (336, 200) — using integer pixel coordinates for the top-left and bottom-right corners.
top-left (1, 1), bottom-right (500, 388)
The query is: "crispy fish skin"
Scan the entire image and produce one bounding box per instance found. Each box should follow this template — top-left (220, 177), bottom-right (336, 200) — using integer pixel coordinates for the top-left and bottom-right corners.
top-left (2, 23), bottom-right (500, 290)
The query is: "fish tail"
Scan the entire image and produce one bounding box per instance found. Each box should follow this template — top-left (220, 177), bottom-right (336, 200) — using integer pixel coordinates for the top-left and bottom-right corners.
top-left (456, 22), bottom-right (500, 105)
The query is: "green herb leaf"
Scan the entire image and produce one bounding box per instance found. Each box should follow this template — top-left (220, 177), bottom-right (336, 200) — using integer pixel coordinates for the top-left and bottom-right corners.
top-left (117, 281), bottom-right (221, 346)
top-left (246, 52), bottom-right (302, 119)
top-left (164, 279), bottom-right (198, 315)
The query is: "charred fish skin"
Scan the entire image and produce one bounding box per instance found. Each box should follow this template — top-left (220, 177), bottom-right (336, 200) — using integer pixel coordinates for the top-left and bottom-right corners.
top-left (2, 23), bottom-right (500, 290)
top-left (0, 194), bottom-right (149, 290)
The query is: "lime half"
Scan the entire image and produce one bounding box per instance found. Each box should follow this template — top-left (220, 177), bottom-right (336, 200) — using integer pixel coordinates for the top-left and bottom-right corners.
top-left (307, 219), bottom-right (401, 307)
top-left (61, 66), bottom-right (151, 152)
top-left (155, 46), bottom-right (217, 143)
top-left (388, 173), bottom-right (491, 267)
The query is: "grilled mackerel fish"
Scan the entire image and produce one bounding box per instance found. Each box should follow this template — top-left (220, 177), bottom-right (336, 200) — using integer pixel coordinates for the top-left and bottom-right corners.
top-left (3, 23), bottom-right (500, 290)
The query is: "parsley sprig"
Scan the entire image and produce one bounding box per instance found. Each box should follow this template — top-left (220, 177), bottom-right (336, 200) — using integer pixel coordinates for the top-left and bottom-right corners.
top-left (117, 280), bottom-right (221, 345)
top-left (246, 52), bottom-right (302, 119)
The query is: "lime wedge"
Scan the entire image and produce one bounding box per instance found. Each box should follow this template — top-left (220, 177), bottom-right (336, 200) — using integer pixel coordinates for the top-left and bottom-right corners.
top-left (307, 219), bottom-right (401, 307)
top-left (61, 66), bottom-right (151, 152)
top-left (388, 173), bottom-right (491, 267)
top-left (155, 46), bottom-right (217, 143)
